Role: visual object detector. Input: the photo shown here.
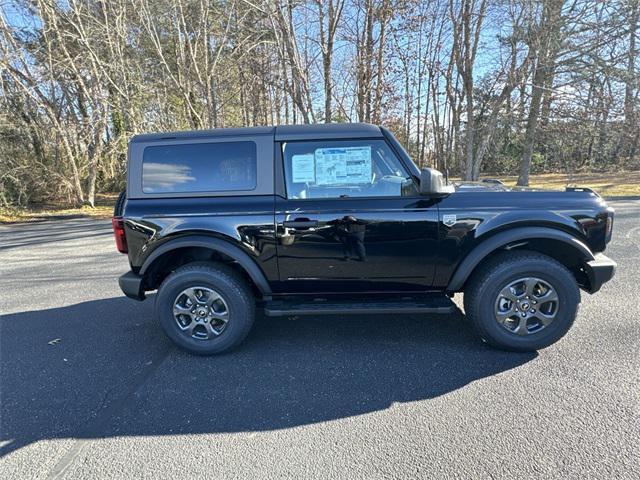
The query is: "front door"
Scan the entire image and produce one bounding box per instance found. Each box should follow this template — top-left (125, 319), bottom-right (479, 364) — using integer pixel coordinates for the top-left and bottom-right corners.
top-left (274, 138), bottom-right (439, 294)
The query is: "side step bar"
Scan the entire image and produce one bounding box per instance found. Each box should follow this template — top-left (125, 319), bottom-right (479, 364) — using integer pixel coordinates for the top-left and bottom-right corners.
top-left (264, 295), bottom-right (456, 317)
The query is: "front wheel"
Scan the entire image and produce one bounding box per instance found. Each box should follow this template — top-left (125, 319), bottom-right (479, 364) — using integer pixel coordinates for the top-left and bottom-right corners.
top-left (464, 251), bottom-right (580, 352)
top-left (155, 262), bottom-right (255, 355)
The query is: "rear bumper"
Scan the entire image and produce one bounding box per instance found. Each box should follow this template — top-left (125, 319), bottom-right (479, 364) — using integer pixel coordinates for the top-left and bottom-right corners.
top-left (584, 253), bottom-right (616, 293)
top-left (119, 271), bottom-right (146, 301)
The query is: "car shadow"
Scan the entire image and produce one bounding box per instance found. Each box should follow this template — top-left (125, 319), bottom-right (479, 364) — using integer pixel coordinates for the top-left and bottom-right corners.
top-left (0, 219), bottom-right (112, 251)
top-left (0, 296), bottom-right (536, 456)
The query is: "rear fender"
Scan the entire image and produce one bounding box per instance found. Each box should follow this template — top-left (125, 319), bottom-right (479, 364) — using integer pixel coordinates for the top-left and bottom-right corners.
top-left (140, 235), bottom-right (272, 295)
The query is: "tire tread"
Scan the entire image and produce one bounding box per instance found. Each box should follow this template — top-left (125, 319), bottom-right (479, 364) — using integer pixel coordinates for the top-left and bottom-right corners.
top-left (463, 250), bottom-right (579, 351)
top-left (155, 261), bottom-right (255, 354)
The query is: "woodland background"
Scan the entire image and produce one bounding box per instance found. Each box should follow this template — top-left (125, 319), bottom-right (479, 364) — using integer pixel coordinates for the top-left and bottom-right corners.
top-left (0, 0), bottom-right (638, 208)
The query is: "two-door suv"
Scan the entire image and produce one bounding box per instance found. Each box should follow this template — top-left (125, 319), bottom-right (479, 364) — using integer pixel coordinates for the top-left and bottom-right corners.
top-left (113, 123), bottom-right (616, 354)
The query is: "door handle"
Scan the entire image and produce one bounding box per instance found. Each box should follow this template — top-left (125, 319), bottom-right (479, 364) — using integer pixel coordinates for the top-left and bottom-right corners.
top-left (283, 219), bottom-right (319, 229)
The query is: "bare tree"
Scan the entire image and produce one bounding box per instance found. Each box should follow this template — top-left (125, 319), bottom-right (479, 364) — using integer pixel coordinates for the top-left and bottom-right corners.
top-left (316, 0), bottom-right (345, 122)
top-left (517, 0), bottom-right (565, 186)
top-left (449, 0), bottom-right (488, 180)
top-left (270, 0), bottom-right (316, 123)
top-left (1, 0), bottom-right (638, 209)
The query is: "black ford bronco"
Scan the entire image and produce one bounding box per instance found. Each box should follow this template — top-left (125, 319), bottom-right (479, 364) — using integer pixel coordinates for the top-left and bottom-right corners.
top-left (113, 123), bottom-right (616, 354)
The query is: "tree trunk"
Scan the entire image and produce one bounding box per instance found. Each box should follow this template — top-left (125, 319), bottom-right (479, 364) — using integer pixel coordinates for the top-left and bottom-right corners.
top-left (372, 0), bottom-right (389, 124)
top-left (518, 63), bottom-right (546, 186)
top-left (517, 0), bottom-right (564, 186)
top-left (318, 0), bottom-right (343, 123)
top-left (624, 0), bottom-right (638, 158)
top-left (464, 87), bottom-right (475, 180)
top-left (539, 64), bottom-right (556, 128)
top-left (323, 46), bottom-right (332, 123)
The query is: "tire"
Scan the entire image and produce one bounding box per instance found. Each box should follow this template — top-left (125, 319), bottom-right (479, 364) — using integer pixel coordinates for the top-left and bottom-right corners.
top-left (155, 262), bottom-right (255, 355)
top-left (463, 250), bottom-right (580, 352)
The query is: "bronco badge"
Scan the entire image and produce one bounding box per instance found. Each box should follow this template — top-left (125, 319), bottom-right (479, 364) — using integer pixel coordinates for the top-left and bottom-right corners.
top-left (442, 214), bottom-right (457, 227)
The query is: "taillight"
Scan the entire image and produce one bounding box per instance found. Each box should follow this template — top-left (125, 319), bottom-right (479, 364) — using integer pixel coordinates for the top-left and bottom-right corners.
top-left (112, 216), bottom-right (128, 253)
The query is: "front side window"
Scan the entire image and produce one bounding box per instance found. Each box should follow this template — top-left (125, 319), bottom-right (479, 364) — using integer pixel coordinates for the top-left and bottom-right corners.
top-left (282, 139), bottom-right (417, 199)
top-left (142, 141), bottom-right (256, 193)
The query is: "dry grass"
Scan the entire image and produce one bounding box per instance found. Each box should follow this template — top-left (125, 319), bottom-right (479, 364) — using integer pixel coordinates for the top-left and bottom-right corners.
top-left (451, 171), bottom-right (640, 197)
top-left (496, 171), bottom-right (640, 197)
top-left (0, 193), bottom-right (118, 224)
top-left (1, 172), bottom-right (638, 224)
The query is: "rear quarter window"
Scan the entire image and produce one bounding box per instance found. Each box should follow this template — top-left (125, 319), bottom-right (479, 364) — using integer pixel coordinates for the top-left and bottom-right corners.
top-left (142, 141), bottom-right (257, 193)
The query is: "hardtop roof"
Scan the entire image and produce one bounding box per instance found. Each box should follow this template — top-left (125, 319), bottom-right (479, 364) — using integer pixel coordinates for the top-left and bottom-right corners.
top-left (130, 122), bottom-right (382, 143)
top-left (275, 122), bottom-right (382, 141)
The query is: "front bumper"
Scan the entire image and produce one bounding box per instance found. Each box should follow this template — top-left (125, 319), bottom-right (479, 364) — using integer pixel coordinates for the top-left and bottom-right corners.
top-left (584, 253), bottom-right (616, 293)
top-left (119, 271), bottom-right (146, 301)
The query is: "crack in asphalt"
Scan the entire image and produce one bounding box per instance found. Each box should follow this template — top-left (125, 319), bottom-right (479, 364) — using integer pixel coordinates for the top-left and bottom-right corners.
top-left (47, 347), bottom-right (172, 480)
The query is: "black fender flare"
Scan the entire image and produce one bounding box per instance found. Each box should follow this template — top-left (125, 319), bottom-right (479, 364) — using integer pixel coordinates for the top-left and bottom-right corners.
top-left (447, 227), bottom-right (595, 291)
top-left (139, 235), bottom-right (272, 295)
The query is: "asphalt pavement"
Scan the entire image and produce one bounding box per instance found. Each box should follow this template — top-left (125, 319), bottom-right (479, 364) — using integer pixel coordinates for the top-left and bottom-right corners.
top-left (1, 200), bottom-right (638, 479)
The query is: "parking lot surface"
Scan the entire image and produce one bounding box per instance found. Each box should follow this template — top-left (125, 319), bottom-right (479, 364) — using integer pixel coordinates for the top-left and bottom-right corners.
top-left (1, 200), bottom-right (639, 479)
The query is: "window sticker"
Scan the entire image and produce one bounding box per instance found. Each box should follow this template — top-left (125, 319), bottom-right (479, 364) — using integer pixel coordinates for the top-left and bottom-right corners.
top-left (315, 146), bottom-right (371, 186)
top-left (291, 153), bottom-right (316, 183)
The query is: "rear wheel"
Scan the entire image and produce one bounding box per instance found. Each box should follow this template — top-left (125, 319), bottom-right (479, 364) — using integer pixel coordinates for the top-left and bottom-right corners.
top-left (155, 262), bottom-right (255, 355)
top-left (464, 251), bottom-right (580, 351)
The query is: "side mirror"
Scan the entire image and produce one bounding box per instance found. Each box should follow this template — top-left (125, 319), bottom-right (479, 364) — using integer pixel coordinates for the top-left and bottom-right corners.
top-left (419, 168), bottom-right (455, 196)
